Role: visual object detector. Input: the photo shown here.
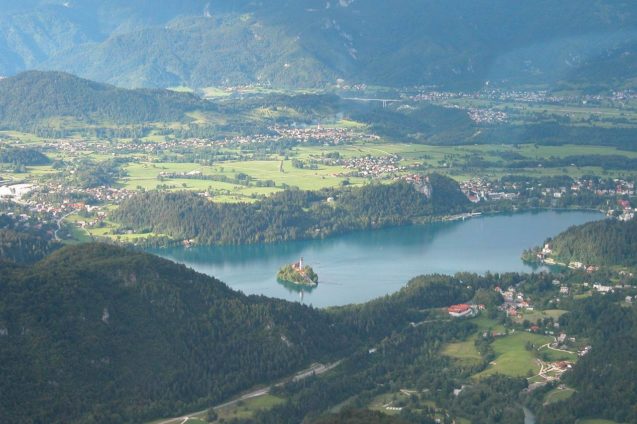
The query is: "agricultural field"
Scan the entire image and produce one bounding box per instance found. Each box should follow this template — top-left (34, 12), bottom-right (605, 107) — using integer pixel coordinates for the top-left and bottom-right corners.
top-left (544, 386), bottom-right (576, 405)
top-left (515, 309), bottom-right (567, 325)
top-left (367, 393), bottom-right (458, 423)
top-left (3, 86), bottom-right (637, 246)
top-left (147, 395), bottom-right (285, 424)
top-left (442, 336), bottom-right (482, 365)
top-left (474, 332), bottom-right (553, 379)
top-left (470, 316), bottom-right (507, 333)
top-left (213, 395), bottom-right (285, 422)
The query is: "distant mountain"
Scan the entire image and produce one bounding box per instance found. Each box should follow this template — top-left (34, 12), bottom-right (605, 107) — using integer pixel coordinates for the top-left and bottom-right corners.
top-left (1, 1), bottom-right (637, 90)
top-left (0, 71), bottom-right (208, 127)
top-left (0, 243), bottom-right (355, 423)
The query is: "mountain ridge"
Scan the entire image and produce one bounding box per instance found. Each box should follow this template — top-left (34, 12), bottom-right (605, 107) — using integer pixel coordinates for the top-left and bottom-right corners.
top-left (0, 70), bottom-right (209, 127)
top-left (1, 1), bottom-right (637, 90)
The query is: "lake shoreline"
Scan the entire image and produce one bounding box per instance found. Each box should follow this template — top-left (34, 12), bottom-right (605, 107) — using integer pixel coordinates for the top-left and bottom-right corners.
top-left (132, 206), bottom-right (606, 250)
top-left (149, 210), bottom-right (604, 308)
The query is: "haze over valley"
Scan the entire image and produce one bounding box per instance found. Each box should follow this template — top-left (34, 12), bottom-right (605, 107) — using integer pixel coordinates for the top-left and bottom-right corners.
top-left (1, 2), bottom-right (637, 424)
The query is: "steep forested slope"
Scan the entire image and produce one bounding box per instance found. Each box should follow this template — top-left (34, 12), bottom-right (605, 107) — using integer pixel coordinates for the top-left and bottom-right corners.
top-left (538, 295), bottom-right (637, 423)
top-left (0, 244), bottom-right (355, 423)
top-left (113, 178), bottom-right (470, 245)
top-left (0, 229), bottom-right (60, 264)
top-left (547, 218), bottom-right (637, 267)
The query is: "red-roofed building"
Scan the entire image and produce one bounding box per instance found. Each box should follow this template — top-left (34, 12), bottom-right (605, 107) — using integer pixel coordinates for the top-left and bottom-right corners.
top-left (448, 304), bottom-right (473, 318)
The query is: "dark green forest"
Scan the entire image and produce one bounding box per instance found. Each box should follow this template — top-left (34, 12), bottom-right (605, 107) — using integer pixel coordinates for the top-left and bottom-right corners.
top-left (1, 237), bottom-right (634, 423)
top-left (2, 0), bottom-right (637, 90)
top-left (113, 177), bottom-right (470, 246)
top-left (0, 71), bottom-right (210, 127)
top-left (310, 409), bottom-right (409, 424)
top-left (536, 295), bottom-right (637, 423)
top-left (547, 218), bottom-right (637, 267)
top-left (0, 147), bottom-right (50, 166)
top-left (0, 242), bottom-right (508, 424)
top-left (0, 228), bottom-right (60, 264)
top-left (0, 244), bottom-right (358, 423)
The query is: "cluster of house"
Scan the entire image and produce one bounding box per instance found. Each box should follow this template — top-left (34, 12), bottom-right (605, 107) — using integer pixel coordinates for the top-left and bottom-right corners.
top-left (335, 81), bottom-right (368, 91)
top-left (224, 125), bottom-right (379, 146)
top-left (446, 288), bottom-right (536, 319)
top-left (30, 185), bottom-right (134, 209)
top-left (42, 137), bottom-right (228, 159)
top-left (326, 155), bottom-right (406, 179)
top-left (159, 170), bottom-right (203, 178)
top-left (467, 108), bottom-right (508, 124)
top-left (496, 286), bottom-right (531, 318)
top-left (411, 87), bottom-right (628, 107)
top-left (273, 126), bottom-right (379, 145)
top-left (460, 176), bottom-right (636, 206)
top-left (537, 245), bottom-right (602, 273)
top-left (556, 281), bottom-right (635, 300)
top-left (460, 178), bottom-right (519, 203)
top-left (2, 182), bottom-right (138, 234)
top-left (614, 199), bottom-right (634, 221)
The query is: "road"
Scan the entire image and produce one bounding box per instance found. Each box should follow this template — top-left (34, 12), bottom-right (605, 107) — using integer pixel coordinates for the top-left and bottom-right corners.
top-left (153, 361), bottom-right (342, 424)
top-left (343, 97), bottom-right (401, 103)
top-left (54, 211), bottom-right (75, 241)
top-left (539, 342), bottom-right (575, 355)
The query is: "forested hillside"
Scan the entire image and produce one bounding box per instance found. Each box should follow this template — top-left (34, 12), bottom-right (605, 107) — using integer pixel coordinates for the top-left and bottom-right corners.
top-left (0, 229), bottom-right (60, 264)
top-left (537, 295), bottom-right (637, 423)
top-left (0, 243), bottom-right (357, 423)
top-left (0, 71), bottom-right (209, 127)
top-left (113, 178), bottom-right (470, 245)
top-left (546, 218), bottom-right (637, 267)
top-left (310, 409), bottom-right (409, 424)
top-left (1, 1), bottom-right (637, 89)
top-left (0, 243), bottom-right (490, 424)
top-left (0, 147), bottom-right (50, 166)
top-left (5, 239), bottom-right (629, 423)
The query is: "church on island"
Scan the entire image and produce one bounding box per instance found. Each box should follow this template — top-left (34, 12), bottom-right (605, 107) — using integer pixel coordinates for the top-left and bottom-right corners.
top-left (293, 257), bottom-right (305, 273)
top-left (277, 257), bottom-right (319, 286)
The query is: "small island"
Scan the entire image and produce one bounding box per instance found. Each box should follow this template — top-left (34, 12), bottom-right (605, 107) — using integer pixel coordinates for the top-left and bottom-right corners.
top-left (277, 257), bottom-right (319, 286)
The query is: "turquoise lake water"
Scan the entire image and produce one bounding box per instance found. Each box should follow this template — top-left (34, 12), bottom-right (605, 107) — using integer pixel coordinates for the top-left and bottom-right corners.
top-left (151, 210), bottom-right (602, 308)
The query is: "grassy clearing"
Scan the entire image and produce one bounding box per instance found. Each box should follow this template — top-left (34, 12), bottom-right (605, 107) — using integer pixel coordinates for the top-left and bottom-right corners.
top-left (515, 309), bottom-right (567, 324)
top-left (167, 86), bottom-right (194, 93)
top-left (442, 336), bottom-right (482, 364)
top-left (544, 387), bottom-right (576, 405)
top-left (539, 346), bottom-right (578, 362)
top-left (213, 395), bottom-right (284, 422)
top-left (122, 160), bottom-right (362, 194)
top-left (368, 393), bottom-right (406, 416)
top-left (470, 316), bottom-right (507, 333)
top-left (474, 332), bottom-right (552, 379)
top-left (201, 87), bottom-right (232, 98)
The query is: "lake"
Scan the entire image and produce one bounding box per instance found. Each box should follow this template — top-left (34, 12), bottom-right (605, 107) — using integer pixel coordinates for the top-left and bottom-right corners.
top-left (151, 210), bottom-right (602, 308)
